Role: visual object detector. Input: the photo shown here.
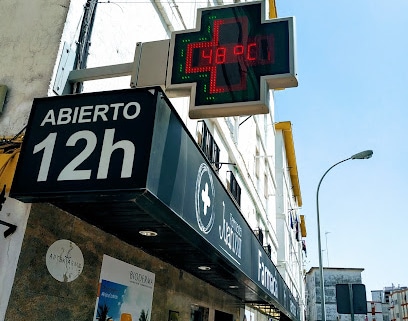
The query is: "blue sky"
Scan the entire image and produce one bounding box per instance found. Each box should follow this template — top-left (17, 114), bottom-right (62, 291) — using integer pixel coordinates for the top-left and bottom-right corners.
top-left (274, 0), bottom-right (408, 297)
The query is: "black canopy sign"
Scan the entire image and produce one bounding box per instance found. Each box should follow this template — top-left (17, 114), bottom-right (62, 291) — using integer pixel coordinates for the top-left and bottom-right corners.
top-left (11, 87), bottom-right (299, 321)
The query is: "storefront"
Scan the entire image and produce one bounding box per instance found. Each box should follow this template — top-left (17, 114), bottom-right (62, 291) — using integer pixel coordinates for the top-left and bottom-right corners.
top-left (7, 87), bottom-right (300, 321)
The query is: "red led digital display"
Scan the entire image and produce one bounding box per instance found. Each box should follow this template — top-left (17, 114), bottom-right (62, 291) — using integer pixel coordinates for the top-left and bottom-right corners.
top-left (185, 17), bottom-right (275, 94)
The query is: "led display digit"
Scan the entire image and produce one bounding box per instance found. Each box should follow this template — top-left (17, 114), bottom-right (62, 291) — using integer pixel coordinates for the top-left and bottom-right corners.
top-left (170, 2), bottom-right (293, 108)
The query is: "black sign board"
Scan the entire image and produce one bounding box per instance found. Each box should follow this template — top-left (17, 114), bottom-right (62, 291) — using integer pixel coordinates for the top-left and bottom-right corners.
top-left (11, 88), bottom-right (158, 202)
top-left (336, 284), bottom-right (367, 315)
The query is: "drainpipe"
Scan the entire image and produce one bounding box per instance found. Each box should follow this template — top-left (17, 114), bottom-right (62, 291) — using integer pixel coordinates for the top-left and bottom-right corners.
top-left (73, 0), bottom-right (98, 93)
top-left (152, 0), bottom-right (187, 33)
top-left (152, 0), bottom-right (174, 35)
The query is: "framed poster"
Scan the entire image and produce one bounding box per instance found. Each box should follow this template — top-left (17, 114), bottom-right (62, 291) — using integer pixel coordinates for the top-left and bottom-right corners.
top-left (93, 255), bottom-right (155, 321)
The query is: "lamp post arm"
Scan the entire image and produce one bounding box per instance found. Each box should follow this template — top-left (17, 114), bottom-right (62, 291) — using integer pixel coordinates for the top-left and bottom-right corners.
top-left (316, 157), bottom-right (351, 200)
top-left (316, 156), bottom-right (351, 321)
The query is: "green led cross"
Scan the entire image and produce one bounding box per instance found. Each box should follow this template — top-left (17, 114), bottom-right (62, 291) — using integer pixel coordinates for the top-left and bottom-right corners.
top-left (169, 2), bottom-right (292, 109)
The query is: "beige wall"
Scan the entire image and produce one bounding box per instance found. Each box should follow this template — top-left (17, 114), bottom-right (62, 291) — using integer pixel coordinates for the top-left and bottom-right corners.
top-left (0, 0), bottom-right (70, 136)
top-left (6, 203), bottom-right (240, 320)
top-left (0, 1), bottom-right (73, 318)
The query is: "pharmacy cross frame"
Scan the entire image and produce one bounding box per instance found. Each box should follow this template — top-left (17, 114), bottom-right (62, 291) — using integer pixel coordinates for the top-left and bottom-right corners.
top-left (167, 1), bottom-right (297, 118)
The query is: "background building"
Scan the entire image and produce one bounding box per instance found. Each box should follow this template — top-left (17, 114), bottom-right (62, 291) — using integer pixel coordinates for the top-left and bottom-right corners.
top-left (305, 267), bottom-right (366, 321)
top-left (367, 300), bottom-right (385, 321)
top-left (0, 1), bottom-right (306, 320)
top-left (389, 287), bottom-right (408, 321)
top-left (368, 286), bottom-right (408, 321)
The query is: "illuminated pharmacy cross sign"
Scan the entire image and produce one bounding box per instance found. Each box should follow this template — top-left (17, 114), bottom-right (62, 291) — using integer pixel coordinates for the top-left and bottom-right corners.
top-left (184, 16), bottom-right (274, 95)
top-left (169, 2), bottom-right (295, 116)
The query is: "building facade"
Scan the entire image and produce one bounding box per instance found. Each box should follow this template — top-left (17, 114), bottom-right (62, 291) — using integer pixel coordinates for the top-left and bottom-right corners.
top-left (305, 267), bottom-right (366, 321)
top-left (367, 301), bottom-right (385, 321)
top-left (0, 1), bottom-right (305, 321)
top-left (368, 289), bottom-right (389, 321)
top-left (368, 287), bottom-right (408, 321)
top-left (389, 288), bottom-right (408, 321)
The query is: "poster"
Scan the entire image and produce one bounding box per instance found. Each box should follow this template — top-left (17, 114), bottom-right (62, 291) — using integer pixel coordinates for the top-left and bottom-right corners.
top-left (244, 309), bottom-right (255, 321)
top-left (94, 255), bottom-right (155, 321)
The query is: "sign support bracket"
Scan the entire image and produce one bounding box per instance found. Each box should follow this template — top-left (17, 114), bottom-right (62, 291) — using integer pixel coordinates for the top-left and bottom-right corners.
top-left (54, 40), bottom-right (169, 95)
top-left (68, 62), bottom-right (134, 83)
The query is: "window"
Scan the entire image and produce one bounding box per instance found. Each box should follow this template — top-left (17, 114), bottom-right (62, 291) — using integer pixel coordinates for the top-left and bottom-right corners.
top-left (264, 167), bottom-right (268, 198)
top-left (214, 310), bottom-right (233, 321)
top-left (263, 244), bottom-right (272, 258)
top-left (255, 229), bottom-right (263, 245)
top-left (228, 171), bottom-right (241, 206)
top-left (191, 305), bottom-right (209, 321)
top-left (255, 147), bottom-right (260, 179)
top-left (197, 121), bottom-right (220, 169)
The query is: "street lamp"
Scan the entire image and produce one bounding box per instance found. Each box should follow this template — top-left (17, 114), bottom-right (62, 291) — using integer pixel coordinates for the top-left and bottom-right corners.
top-left (316, 150), bottom-right (373, 321)
top-left (325, 231), bottom-right (330, 267)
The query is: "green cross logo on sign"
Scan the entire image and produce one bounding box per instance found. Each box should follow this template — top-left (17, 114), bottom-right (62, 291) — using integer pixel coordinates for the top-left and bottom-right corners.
top-left (167, 1), bottom-right (297, 119)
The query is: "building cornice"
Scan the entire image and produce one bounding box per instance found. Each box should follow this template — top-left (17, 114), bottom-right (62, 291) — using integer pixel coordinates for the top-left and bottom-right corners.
top-left (275, 121), bottom-right (302, 207)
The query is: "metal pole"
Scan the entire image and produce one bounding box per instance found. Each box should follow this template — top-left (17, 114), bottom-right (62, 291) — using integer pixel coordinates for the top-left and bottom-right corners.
top-left (316, 150), bottom-right (373, 321)
top-left (316, 158), bottom-right (350, 321)
top-left (325, 232), bottom-right (330, 267)
top-left (349, 284), bottom-right (355, 321)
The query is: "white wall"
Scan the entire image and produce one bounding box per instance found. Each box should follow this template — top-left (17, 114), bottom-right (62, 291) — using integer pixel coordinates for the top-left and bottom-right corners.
top-left (0, 0), bottom-right (71, 136)
top-left (306, 268), bottom-right (366, 321)
top-left (0, 197), bottom-right (30, 321)
top-left (275, 126), bottom-right (304, 314)
top-left (0, 1), bottom-right (74, 319)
